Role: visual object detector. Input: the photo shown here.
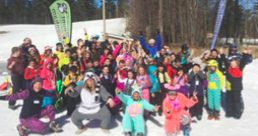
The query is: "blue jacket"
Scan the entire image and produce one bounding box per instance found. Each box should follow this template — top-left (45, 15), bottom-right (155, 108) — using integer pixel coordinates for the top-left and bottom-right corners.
top-left (139, 34), bottom-right (162, 57)
top-left (148, 65), bottom-right (160, 93)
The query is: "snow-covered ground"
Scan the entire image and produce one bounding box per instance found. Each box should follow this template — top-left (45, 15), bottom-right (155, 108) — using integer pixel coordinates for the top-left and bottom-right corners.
top-left (0, 18), bottom-right (126, 62)
top-left (0, 19), bottom-right (258, 136)
top-left (0, 60), bottom-right (257, 136)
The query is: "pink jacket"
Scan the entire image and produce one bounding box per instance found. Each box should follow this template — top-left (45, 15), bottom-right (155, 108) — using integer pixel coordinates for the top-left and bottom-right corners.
top-left (136, 75), bottom-right (151, 89)
top-left (174, 75), bottom-right (187, 86)
top-left (40, 58), bottom-right (56, 91)
top-left (112, 44), bottom-right (121, 57)
top-left (100, 54), bottom-right (107, 66)
top-left (163, 93), bottom-right (198, 134)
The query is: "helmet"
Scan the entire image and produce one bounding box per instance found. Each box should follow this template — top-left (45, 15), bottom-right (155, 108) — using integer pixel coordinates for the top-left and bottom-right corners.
top-left (229, 43), bottom-right (238, 54)
top-left (148, 39), bottom-right (156, 44)
top-left (207, 60), bottom-right (218, 67)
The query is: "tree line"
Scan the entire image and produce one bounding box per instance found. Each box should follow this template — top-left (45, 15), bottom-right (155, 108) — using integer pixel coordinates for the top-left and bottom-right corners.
top-left (0, 0), bottom-right (258, 45)
top-left (0, 0), bottom-right (120, 24)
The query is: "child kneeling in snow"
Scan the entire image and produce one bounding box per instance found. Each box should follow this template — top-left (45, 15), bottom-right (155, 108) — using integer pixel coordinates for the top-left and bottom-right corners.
top-left (116, 86), bottom-right (160, 136)
top-left (0, 78), bottom-right (62, 136)
top-left (163, 84), bottom-right (198, 136)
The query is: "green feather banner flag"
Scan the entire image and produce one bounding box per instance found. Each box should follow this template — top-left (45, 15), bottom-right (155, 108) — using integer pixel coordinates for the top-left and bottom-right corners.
top-left (50, 0), bottom-right (72, 45)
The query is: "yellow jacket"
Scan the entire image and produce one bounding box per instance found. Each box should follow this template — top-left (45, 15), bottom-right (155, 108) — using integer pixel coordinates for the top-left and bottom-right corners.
top-left (207, 60), bottom-right (224, 90)
top-left (63, 73), bottom-right (82, 87)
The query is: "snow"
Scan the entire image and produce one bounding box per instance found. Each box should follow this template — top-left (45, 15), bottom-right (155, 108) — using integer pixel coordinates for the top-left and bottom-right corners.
top-left (0, 18), bottom-right (258, 136)
top-left (0, 18), bottom-right (126, 62)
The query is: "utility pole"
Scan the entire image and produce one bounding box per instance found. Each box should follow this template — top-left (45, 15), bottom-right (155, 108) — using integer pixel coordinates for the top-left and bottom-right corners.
top-left (103, 0), bottom-right (106, 40)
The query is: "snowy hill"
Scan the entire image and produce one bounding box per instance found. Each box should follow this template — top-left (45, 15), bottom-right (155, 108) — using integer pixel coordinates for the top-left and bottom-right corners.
top-left (0, 18), bottom-right (126, 62)
top-left (0, 18), bottom-right (258, 136)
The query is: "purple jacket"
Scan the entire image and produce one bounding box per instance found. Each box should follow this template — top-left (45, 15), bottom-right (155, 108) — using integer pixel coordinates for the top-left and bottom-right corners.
top-left (3, 89), bottom-right (59, 119)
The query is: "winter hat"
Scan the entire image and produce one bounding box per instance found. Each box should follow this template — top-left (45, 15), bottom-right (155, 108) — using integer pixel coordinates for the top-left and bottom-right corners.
top-left (28, 47), bottom-right (35, 52)
top-left (149, 39), bottom-right (156, 44)
top-left (181, 44), bottom-right (189, 51)
top-left (30, 77), bottom-right (43, 88)
top-left (44, 46), bottom-right (53, 51)
top-left (83, 72), bottom-right (101, 91)
top-left (93, 35), bottom-right (100, 39)
top-left (164, 83), bottom-right (180, 95)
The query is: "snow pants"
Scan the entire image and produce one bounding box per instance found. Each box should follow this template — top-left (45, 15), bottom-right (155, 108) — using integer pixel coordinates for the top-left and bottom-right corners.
top-left (20, 105), bottom-right (55, 133)
top-left (189, 96), bottom-right (204, 117)
top-left (123, 113), bottom-right (145, 135)
top-left (207, 89), bottom-right (221, 115)
top-left (226, 91), bottom-right (244, 119)
top-left (71, 105), bottom-right (111, 129)
top-left (10, 76), bottom-right (24, 106)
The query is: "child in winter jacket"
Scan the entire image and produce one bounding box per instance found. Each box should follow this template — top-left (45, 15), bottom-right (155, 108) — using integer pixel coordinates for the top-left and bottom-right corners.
top-left (100, 66), bottom-right (116, 97)
top-left (148, 65), bottom-right (160, 116)
top-left (118, 69), bottom-right (137, 113)
top-left (63, 66), bottom-right (82, 116)
top-left (221, 49), bottom-right (252, 119)
top-left (118, 70), bottom-right (136, 96)
top-left (139, 30), bottom-right (162, 57)
top-left (174, 68), bottom-right (188, 97)
top-left (24, 59), bottom-right (40, 89)
top-left (188, 63), bottom-right (206, 120)
top-left (0, 78), bottom-right (62, 135)
top-left (136, 65), bottom-right (152, 115)
top-left (163, 84), bottom-right (198, 136)
top-left (40, 58), bottom-right (57, 107)
top-left (116, 86), bottom-right (160, 136)
top-left (206, 60), bottom-right (224, 120)
top-left (156, 64), bottom-right (171, 116)
top-left (115, 60), bottom-right (127, 91)
top-left (7, 47), bottom-right (25, 109)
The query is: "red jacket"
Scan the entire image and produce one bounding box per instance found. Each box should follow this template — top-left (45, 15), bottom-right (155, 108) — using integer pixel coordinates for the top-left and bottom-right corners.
top-left (24, 66), bottom-right (41, 80)
top-left (163, 63), bottom-right (176, 84)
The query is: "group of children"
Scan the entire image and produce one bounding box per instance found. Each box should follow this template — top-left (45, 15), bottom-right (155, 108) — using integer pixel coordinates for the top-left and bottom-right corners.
top-left (0, 28), bottom-right (253, 136)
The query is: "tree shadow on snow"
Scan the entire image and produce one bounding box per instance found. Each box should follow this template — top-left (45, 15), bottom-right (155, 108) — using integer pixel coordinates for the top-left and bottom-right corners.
top-left (146, 116), bottom-right (163, 127)
top-left (144, 116), bottom-right (163, 136)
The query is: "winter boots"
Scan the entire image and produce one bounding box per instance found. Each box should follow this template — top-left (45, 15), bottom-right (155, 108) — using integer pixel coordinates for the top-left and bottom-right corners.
top-left (49, 121), bottom-right (62, 132)
top-left (208, 110), bottom-right (220, 120)
top-left (75, 126), bottom-right (87, 135)
top-left (136, 132), bottom-right (144, 136)
top-left (124, 131), bottom-right (132, 136)
top-left (17, 124), bottom-right (28, 136)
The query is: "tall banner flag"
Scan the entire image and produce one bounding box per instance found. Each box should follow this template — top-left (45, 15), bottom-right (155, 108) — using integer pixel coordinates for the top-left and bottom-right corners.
top-left (210, 0), bottom-right (227, 49)
top-left (50, 0), bottom-right (72, 45)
